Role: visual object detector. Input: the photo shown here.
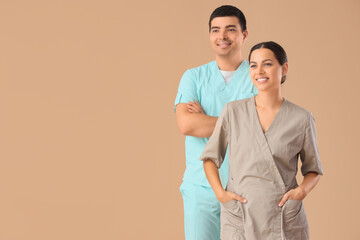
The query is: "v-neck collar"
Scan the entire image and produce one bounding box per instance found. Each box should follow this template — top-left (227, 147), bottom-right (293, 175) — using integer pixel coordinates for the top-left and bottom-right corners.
top-left (249, 96), bottom-right (287, 193)
top-left (251, 96), bottom-right (287, 135)
top-left (213, 60), bottom-right (249, 91)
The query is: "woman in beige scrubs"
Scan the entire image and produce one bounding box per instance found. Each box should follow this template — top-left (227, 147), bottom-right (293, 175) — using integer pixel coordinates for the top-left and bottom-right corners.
top-left (200, 41), bottom-right (323, 240)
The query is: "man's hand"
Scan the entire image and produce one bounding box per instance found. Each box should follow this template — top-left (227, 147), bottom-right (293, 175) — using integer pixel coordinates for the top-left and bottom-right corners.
top-left (175, 103), bottom-right (217, 138)
top-left (187, 100), bottom-right (205, 114)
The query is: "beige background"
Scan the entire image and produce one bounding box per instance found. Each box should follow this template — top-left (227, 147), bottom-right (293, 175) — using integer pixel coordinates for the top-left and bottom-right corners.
top-left (0, 0), bottom-right (359, 239)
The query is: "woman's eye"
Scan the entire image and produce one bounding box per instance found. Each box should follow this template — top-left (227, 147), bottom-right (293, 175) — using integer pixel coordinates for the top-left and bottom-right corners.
top-left (265, 63), bottom-right (272, 66)
top-left (250, 65), bottom-right (256, 68)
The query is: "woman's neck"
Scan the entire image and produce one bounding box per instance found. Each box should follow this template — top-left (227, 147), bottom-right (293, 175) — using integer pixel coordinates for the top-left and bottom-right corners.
top-left (255, 90), bottom-right (283, 109)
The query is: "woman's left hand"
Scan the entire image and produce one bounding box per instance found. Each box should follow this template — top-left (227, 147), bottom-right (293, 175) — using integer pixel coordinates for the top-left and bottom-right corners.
top-left (278, 186), bottom-right (307, 207)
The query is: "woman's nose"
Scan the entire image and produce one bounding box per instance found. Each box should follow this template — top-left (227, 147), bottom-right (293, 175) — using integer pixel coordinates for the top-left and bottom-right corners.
top-left (257, 66), bottom-right (265, 74)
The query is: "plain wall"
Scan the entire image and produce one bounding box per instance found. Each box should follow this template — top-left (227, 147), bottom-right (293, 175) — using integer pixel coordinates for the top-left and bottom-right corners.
top-left (0, 0), bottom-right (359, 239)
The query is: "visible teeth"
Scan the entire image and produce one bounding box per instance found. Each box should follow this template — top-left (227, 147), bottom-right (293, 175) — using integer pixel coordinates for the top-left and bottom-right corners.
top-left (257, 78), bottom-right (268, 82)
top-left (218, 43), bottom-right (230, 47)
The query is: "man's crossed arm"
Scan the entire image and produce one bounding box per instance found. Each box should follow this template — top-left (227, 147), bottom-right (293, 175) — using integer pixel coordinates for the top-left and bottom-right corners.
top-left (176, 101), bottom-right (218, 138)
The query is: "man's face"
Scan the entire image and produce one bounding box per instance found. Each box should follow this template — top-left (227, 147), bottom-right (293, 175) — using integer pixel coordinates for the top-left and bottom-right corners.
top-left (209, 16), bottom-right (248, 58)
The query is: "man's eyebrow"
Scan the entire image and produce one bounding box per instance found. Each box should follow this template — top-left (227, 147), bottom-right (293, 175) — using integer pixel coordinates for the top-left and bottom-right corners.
top-left (225, 25), bottom-right (237, 28)
top-left (211, 25), bottom-right (238, 30)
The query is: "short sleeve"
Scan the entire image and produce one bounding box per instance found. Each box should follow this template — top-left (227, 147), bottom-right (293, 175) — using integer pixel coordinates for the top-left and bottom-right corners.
top-left (174, 70), bottom-right (198, 112)
top-left (199, 104), bottom-right (229, 168)
top-left (300, 113), bottom-right (324, 176)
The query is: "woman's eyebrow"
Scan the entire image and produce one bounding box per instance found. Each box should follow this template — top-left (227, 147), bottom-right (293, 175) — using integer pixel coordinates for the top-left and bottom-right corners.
top-left (249, 59), bottom-right (273, 64)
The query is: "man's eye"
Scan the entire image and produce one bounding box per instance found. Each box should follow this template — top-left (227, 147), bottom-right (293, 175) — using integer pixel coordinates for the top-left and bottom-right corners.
top-left (228, 28), bottom-right (236, 31)
top-left (265, 63), bottom-right (272, 66)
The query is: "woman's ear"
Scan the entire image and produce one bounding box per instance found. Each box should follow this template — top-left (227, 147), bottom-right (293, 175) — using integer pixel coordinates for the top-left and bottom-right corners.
top-left (282, 62), bottom-right (288, 77)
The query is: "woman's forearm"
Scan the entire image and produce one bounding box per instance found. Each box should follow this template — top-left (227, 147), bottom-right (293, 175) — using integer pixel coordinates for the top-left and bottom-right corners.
top-left (203, 160), bottom-right (248, 204)
top-left (299, 172), bottom-right (321, 195)
top-left (278, 172), bottom-right (321, 206)
top-left (203, 160), bottom-right (225, 199)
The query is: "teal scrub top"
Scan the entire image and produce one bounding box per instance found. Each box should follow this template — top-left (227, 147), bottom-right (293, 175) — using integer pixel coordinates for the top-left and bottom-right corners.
top-left (175, 60), bottom-right (257, 187)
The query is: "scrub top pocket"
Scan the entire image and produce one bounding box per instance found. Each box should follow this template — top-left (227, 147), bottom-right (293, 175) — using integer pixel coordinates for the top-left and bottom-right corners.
top-left (222, 200), bottom-right (241, 211)
top-left (282, 199), bottom-right (309, 240)
top-left (221, 200), bottom-right (245, 239)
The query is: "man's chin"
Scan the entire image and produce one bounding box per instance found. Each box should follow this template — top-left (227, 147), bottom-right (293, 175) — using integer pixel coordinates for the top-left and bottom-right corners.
top-left (215, 51), bottom-right (232, 58)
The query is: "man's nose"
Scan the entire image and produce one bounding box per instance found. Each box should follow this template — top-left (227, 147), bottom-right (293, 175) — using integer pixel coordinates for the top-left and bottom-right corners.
top-left (220, 30), bottom-right (228, 39)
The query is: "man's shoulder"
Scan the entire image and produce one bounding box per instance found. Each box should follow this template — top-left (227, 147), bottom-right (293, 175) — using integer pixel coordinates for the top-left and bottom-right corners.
top-left (185, 60), bottom-right (216, 75)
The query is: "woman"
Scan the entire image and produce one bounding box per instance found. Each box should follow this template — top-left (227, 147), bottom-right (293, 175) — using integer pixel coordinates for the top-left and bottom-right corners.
top-left (199, 41), bottom-right (323, 240)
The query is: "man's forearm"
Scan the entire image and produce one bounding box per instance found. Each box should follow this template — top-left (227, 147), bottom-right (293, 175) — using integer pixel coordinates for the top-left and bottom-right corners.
top-left (181, 113), bottom-right (217, 138)
top-left (176, 103), bottom-right (218, 138)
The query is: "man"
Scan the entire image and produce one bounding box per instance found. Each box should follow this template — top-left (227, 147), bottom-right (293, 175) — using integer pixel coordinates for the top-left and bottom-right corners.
top-left (174, 5), bottom-right (257, 240)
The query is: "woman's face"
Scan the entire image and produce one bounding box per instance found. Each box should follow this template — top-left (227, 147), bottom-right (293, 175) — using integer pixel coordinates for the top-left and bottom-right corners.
top-left (249, 48), bottom-right (288, 92)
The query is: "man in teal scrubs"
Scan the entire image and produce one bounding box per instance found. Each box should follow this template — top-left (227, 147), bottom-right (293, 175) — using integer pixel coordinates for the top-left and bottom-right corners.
top-left (174, 5), bottom-right (257, 240)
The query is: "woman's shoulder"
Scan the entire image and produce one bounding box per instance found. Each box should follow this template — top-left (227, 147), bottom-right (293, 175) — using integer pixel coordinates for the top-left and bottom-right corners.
top-left (285, 99), bottom-right (314, 121)
top-left (226, 97), bottom-right (254, 110)
top-left (227, 97), bottom-right (254, 108)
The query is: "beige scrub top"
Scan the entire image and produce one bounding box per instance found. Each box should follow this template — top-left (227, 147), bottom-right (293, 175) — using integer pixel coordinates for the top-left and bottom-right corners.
top-left (200, 97), bottom-right (323, 240)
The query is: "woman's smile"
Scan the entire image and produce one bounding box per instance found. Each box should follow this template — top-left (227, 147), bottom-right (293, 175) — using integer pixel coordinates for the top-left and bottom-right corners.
top-left (256, 77), bottom-right (269, 83)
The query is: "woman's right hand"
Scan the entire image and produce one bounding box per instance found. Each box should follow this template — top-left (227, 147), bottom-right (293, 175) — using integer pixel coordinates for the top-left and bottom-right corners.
top-left (218, 190), bottom-right (247, 204)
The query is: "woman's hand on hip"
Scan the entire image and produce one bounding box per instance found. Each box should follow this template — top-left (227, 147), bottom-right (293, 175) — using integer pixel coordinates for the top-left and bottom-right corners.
top-left (218, 190), bottom-right (247, 204)
top-left (278, 186), bottom-right (307, 207)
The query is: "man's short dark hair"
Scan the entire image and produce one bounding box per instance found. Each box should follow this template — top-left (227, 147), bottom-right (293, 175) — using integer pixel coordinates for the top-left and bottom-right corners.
top-left (209, 5), bottom-right (247, 32)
